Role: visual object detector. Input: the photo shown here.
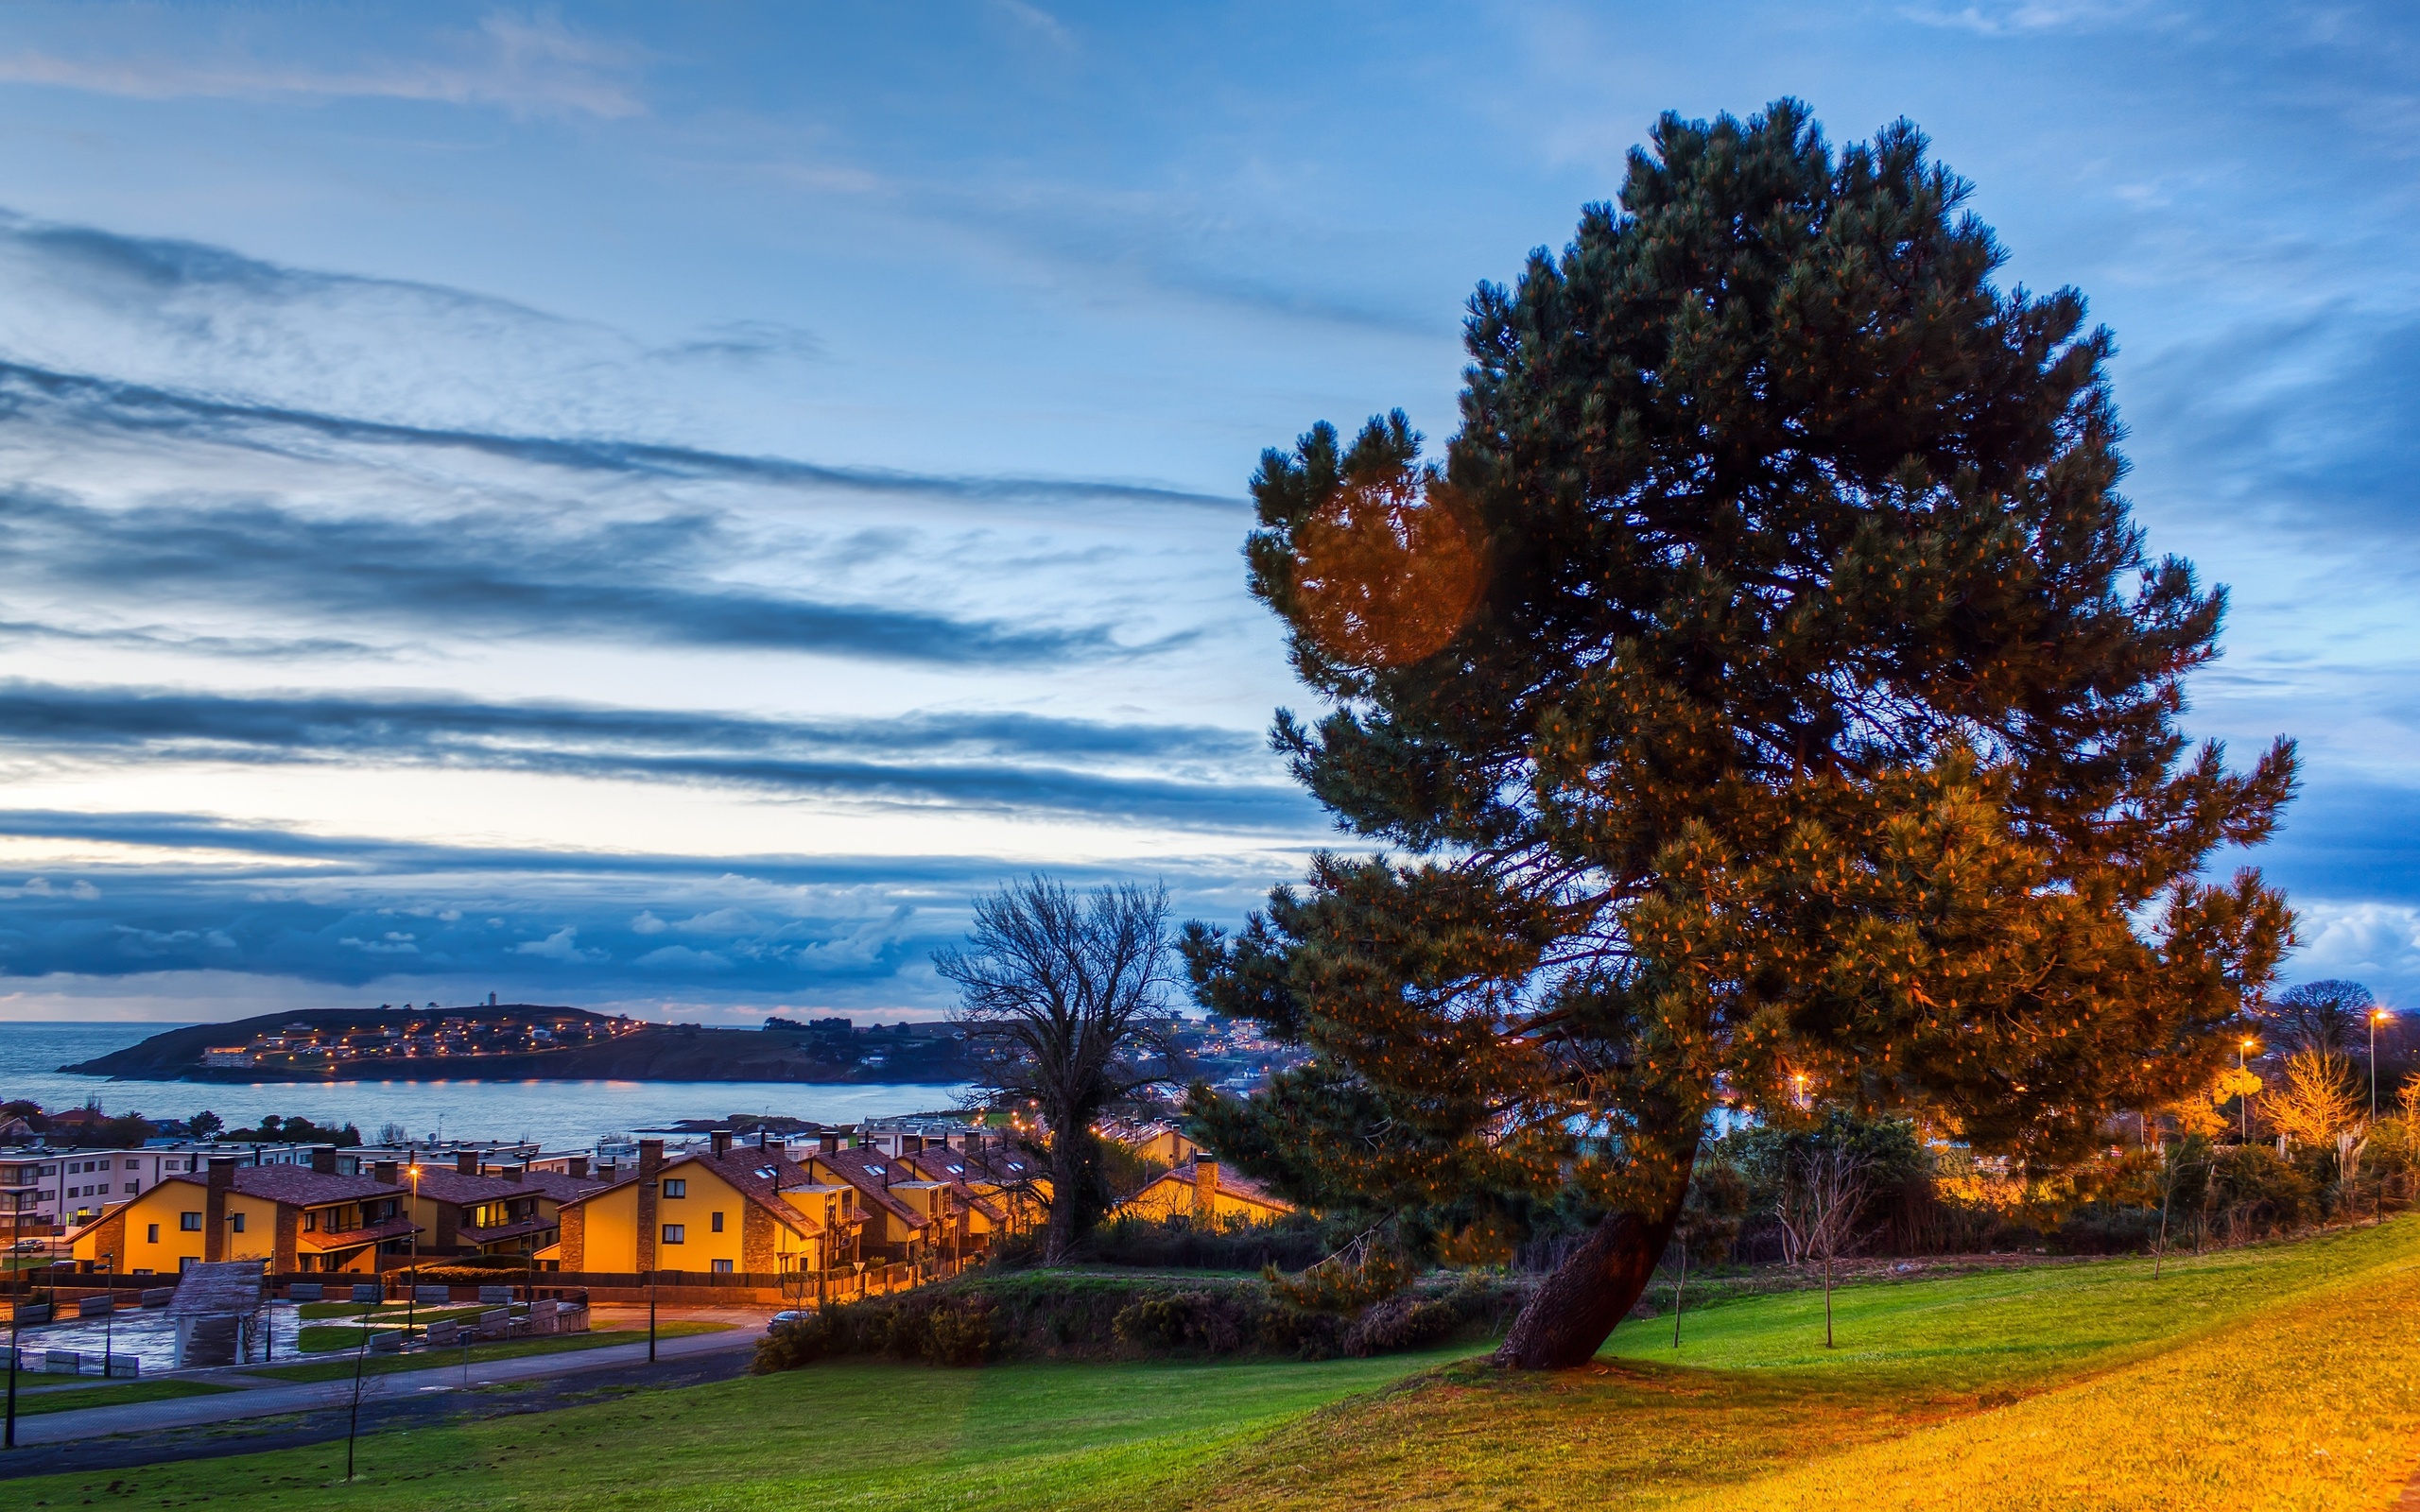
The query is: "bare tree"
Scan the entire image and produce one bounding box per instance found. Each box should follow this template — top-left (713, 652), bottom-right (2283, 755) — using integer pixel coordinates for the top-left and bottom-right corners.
top-left (936, 877), bottom-right (1182, 1263)
top-left (2263, 981), bottom-right (2374, 1057)
top-left (1775, 1145), bottom-right (1869, 1349)
top-left (2268, 1049), bottom-right (2362, 1150)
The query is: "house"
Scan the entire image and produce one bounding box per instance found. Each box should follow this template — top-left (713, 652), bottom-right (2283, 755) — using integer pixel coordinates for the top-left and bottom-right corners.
top-left (67, 1156), bottom-right (410, 1273)
top-left (392, 1151), bottom-right (604, 1259)
top-left (1115, 1156), bottom-right (1293, 1226)
top-left (539, 1133), bottom-right (841, 1275)
top-left (7, 1143), bottom-right (343, 1233)
top-left (791, 1142), bottom-right (951, 1265)
top-left (1125, 1125), bottom-right (1200, 1167)
top-left (897, 1134), bottom-right (1050, 1249)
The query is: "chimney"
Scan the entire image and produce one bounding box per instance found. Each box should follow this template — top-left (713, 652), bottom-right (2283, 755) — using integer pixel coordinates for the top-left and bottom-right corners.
top-left (710, 1129), bottom-right (732, 1158)
top-left (457, 1151), bottom-right (479, 1177)
top-left (636, 1140), bottom-right (665, 1274)
top-left (902, 1135), bottom-right (924, 1156)
top-left (1194, 1158), bottom-right (1219, 1214)
top-left (373, 1160), bottom-right (399, 1185)
top-left (207, 1156), bottom-right (236, 1190)
top-left (819, 1133), bottom-right (839, 1155)
top-left (310, 1147), bottom-right (337, 1175)
top-left (567, 1156), bottom-right (589, 1178)
top-left (502, 1163), bottom-right (526, 1179)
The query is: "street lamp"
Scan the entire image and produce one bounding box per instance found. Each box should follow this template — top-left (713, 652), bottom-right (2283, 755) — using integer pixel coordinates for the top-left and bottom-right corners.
top-left (404, 1157), bottom-right (423, 1349)
top-left (99, 1250), bottom-right (113, 1379)
top-left (2239, 1038), bottom-right (2257, 1141)
top-left (2371, 1009), bottom-right (2394, 1123)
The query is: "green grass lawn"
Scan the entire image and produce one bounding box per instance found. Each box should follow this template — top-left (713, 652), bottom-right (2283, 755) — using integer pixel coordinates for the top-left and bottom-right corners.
top-left (10, 1222), bottom-right (2420, 1510)
top-left (5, 1378), bottom-right (240, 1417)
top-left (297, 1300), bottom-right (493, 1321)
top-left (240, 1320), bottom-right (735, 1383)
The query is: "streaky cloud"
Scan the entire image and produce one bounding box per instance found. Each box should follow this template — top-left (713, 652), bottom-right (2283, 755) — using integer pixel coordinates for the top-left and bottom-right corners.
top-left (0, 680), bottom-right (1307, 829)
top-left (0, 358), bottom-right (1241, 510)
top-left (0, 487), bottom-right (1164, 667)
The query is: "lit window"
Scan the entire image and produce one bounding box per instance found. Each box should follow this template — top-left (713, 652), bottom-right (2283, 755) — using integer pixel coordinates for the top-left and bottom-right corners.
top-left (180, 1211), bottom-right (202, 1231)
top-left (662, 1224), bottom-right (685, 1244)
top-left (662, 1178), bottom-right (686, 1198)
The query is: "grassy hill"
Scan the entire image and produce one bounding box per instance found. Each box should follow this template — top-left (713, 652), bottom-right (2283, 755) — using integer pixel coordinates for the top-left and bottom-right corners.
top-left (15, 1219), bottom-right (2420, 1509)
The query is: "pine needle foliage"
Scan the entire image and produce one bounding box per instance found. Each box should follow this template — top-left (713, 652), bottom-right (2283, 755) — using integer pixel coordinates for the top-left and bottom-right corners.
top-left (1182, 100), bottom-right (2296, 1366)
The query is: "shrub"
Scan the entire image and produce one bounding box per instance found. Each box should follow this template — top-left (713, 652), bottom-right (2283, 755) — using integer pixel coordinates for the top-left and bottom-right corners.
top-left (1341, 1296), bottom-right (1461, 1356)
top-left (2050, 1203), bottom-right (2164, 1255)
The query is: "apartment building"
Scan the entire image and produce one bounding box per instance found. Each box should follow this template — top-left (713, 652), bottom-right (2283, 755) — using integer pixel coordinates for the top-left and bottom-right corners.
top-left (1, 1143), bottom-right (340, 1235)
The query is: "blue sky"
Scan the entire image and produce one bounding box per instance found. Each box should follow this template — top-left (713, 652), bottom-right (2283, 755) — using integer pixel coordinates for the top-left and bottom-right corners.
top-left (0, 0), bottom-right (2411, 1023)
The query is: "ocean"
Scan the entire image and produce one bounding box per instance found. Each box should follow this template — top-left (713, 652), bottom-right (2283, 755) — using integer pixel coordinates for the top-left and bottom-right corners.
top-left (0, 1022), bottom-right (970, 1150)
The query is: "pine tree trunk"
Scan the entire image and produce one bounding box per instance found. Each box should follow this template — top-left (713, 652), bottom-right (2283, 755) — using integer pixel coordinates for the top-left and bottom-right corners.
top-left (1495, 1160), bottom-right (1694, 1370)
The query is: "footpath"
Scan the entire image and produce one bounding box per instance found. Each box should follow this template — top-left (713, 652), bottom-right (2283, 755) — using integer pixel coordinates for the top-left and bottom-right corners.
top-left (0, 1306), bottom-right (768, 1481)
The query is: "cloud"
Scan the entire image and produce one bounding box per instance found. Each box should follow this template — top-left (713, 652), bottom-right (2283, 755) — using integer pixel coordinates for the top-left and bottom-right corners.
top-left (651, 320), bottom-right (824, 366)
top-left (0, 679), bottom-right (1306, 827)
top-left (0, 807), bottom-right (1296, 1002)
top-left (0, 484), bottom-right (1175, 668)
top-left (2125, 307), bottom-right (2420, 552)
top-left (0, 10), bottom-right (647, 118)
top-left (1899, 1), bottom-right (2161, 34)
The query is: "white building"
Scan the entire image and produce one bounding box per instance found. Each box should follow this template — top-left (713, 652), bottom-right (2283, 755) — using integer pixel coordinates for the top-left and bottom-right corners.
top-left (0, 1143), bottom-right (339, 1236)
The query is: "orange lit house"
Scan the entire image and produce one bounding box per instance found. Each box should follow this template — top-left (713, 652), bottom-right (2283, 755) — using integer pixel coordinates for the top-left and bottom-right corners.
top-left (69, 1156), bottom-right (411, 1274)
top-left (540, 1134), bottom-right (844, 1276)
top-left (1115, 1156), bottom-right (1292, 1226)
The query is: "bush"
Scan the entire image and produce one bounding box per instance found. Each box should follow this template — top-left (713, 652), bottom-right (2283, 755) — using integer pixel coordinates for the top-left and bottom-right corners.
top-left (1080, 1211), bottom-right (1333, 1271)
top-left (2050, 1203), bottom-right (2164, 1255)
top-left (1341, 1296), bottom-right (1461, 1356)
top-left (752, 1269), bottom-right (1509, 1373)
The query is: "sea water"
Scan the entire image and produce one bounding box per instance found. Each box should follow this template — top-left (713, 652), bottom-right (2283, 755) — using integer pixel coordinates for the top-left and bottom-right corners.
top-left (0, 1023), bottom-right (970, 1150)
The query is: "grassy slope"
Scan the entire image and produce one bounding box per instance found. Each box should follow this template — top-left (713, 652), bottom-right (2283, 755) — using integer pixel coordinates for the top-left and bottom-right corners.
top-left (1170, 1217), bottom-right (2420, 1510)
top-left (11, 1222), bottom-right (2420, 1510)
top-left (6, 1349), bottom-right (1461, 1510)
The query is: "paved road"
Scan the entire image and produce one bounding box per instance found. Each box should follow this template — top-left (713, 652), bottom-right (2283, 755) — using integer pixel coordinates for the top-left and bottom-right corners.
top-left (0, 1308), bottom-right (769, 1481)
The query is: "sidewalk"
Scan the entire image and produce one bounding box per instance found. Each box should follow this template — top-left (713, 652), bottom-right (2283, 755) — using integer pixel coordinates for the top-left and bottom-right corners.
top-left (7, 1307), bottom-right (765, 1448)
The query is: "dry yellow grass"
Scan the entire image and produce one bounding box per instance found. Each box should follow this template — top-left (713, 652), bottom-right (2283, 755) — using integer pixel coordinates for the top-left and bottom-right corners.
top-left (1667, 1250), bottom-right (2420, 1511)
top-left (1157, 1217), bottom-right (2420, 1512)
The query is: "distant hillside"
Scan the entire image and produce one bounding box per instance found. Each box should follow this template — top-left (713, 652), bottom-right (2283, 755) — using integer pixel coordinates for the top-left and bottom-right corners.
top-left (60, 1005), bottom-right (983, 1085)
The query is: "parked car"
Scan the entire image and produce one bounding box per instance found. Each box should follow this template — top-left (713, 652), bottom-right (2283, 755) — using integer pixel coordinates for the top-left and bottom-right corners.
top-left (9, 1238), bottom-right (45, 1252)
top-left (767, 1310), bottom-right (809, 1332)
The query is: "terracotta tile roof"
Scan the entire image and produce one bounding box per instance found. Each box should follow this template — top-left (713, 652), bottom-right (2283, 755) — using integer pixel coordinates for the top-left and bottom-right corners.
top-left (554, 1150), bottom-right (821, 1239)
top-left (899, 1148), bottom-right (1006, 1225)
top-left (404, 1168), bottom-right (537, 1207)
top-left (160, 1167), bottom-right (403, 1208)
top-left (512, 1170), bottom-right (605, 1205)
top-left (1159, 1157), bottom-right (1290, 1211)
top-left (813, 1147), bottom-right (931, 1232)
top-left (679, 1147), bottom-right (825, 1238)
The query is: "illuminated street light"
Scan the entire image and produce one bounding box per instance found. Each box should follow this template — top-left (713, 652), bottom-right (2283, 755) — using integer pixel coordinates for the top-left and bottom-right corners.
top-left (2238, 1038), bottom-right (2258, 1141)
top-left (2371, 1009), bottom-right (2394, 1123)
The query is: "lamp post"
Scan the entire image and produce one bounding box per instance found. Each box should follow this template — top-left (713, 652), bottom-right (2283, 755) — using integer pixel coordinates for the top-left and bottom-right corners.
top-left (5, 1285), bottom-right (20, 1449)
top-left (2367, 1008), bottom-right (2393, 1122)
top-left (404, 1158), bottom-right (422, 1349)
top-left (2239, 1039), bottom-right (2257, 1141)
top-left (99, 1251), bottom-right (113, 1380)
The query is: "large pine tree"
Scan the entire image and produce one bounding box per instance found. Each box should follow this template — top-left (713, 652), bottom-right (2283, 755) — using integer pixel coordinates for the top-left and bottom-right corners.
top-left (1183, 101), bottom-right (2295, 1369)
